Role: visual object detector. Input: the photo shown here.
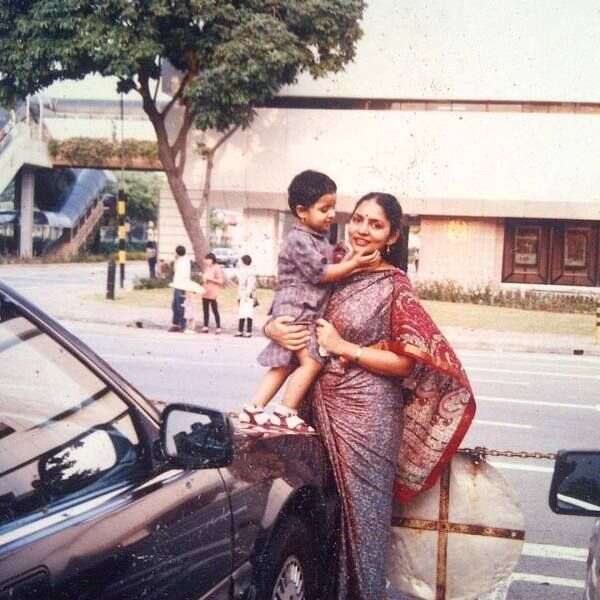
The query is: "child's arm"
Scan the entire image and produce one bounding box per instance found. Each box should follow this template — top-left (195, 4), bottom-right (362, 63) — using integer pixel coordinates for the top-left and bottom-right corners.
top-left (204, 268), bottom-right (225, 286)
top-left (319, 248), bottom-right (380, 283)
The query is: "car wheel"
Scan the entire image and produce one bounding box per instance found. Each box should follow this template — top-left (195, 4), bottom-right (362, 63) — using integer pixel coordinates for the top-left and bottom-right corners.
top-left (254, 516), bottom-right (317, 600)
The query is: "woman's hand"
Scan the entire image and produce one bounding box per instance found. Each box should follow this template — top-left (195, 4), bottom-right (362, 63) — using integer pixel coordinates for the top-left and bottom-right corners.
top-left (315, 319), bottom-right (344, 355)
top-left (265, 316), bottom-right (311, 351)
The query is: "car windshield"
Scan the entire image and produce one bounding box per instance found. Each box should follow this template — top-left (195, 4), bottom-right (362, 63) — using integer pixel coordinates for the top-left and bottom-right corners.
top-left (0, 302), bottom-right (141, 526)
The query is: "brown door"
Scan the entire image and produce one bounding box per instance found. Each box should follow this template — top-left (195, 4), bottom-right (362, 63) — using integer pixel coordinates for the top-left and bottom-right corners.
top-left (502, 222), bottom-right (550, 284)
top-left (550, 223), bottom-right (598, 286)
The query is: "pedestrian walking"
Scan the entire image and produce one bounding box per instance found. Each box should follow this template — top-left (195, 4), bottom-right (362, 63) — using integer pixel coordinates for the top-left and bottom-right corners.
top-left (235, 254), bottom-right (257, 337)
top-left (201, 252), bottom-right (224, 333)
top-left (168, 245), bottom-right (191, 332)
top-left (145, 241), bottom-right (157, 278)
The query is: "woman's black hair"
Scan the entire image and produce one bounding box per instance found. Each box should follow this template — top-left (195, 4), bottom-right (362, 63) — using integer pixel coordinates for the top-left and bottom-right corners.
top-left (353, 192), bottom-right (405, 269)
top-left (241, 254), bottom-right (252, 265)
top-left (288, 170), bottom-right (337, 217)
top-left (205, 252), bottom-right (216, 262)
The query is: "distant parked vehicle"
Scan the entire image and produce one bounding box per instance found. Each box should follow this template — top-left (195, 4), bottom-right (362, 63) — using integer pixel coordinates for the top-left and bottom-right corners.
top-left (212, 247), bottom-right (238, 268)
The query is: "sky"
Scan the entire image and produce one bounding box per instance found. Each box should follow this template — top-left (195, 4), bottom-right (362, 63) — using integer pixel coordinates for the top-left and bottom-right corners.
top-left (42, 1), bottom-right (600, 104)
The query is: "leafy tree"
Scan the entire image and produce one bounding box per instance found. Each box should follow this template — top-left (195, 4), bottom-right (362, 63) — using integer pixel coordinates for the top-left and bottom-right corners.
top-left (105, 171), bottom-right (162, 223)
top-left (0, 1), bottom-right (365, 264)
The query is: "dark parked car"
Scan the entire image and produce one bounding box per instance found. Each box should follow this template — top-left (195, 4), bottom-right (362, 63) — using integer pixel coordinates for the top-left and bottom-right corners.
top-left (0, 282), bottom-right (337, 600)
top-left (549, 450), bottom-right (600, 600)
top-left (211, 247), bottom-right (238, 268)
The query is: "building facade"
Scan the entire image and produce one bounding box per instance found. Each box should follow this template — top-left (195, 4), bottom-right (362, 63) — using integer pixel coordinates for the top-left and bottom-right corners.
top-left (158, 0), bottom-right (600, 291)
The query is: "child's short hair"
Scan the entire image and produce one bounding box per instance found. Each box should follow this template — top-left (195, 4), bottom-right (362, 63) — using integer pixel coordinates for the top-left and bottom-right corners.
top-left (288, 170), bottom-right (337, 216)
top-left (175, 245), bottom-right (186, 256)
top-left (205, 253), bottom-right (216, 262)
top-left (241, 255), bottom-right (252, 265)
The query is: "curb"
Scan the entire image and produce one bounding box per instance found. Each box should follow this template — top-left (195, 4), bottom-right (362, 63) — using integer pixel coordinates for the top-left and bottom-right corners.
top-left (57, 312), bottom-right (600, 358)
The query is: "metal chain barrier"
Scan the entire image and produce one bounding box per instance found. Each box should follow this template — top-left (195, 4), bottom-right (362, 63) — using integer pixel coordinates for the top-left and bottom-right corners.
top-left (459, 446), bottom-right (557, 464)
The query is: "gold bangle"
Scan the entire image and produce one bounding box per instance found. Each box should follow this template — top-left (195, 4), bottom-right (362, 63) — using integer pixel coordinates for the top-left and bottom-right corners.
top-left (353, 345), bottom-right (364, 363)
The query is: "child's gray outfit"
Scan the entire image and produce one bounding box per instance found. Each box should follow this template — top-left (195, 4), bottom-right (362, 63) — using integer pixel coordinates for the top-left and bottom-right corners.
top-left (258, 223), bottom-right (332, 368)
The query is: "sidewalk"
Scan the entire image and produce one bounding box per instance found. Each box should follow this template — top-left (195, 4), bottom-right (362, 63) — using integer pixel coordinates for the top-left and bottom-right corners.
top-left (3, 261), bottom-right (600, 357)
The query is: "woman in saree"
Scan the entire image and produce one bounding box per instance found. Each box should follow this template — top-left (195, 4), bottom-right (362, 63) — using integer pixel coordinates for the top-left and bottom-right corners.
top-left (265, 192), bottom-right (476, 600)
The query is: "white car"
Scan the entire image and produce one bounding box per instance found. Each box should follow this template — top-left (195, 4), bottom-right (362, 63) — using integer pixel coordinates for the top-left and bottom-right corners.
top-left (211, 247), bottom-right (238, 268)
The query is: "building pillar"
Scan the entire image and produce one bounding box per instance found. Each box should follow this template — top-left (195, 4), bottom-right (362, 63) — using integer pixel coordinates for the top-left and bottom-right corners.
top-left (18, 167), bottom-right (35, 258)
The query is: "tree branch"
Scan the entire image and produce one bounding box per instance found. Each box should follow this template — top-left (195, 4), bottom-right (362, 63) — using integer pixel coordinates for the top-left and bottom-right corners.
top-left (152, 57), bottom-right (161, 104)
top-left (160, 71), bottom-right (191, 118)
top-left (138, 71), bottom-right (162, 125)
top-left (171, 102), bottom-right (194, 156)
top-left (176, 134), bottom-right (188, 178)
top-left (212, 124), bottom-right (240, 154)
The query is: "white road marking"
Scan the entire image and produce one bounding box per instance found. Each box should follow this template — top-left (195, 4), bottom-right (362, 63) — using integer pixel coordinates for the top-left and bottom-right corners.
top-left (105, 353), bottom-right (252, 369)
top-left (461, 350), bottom-right (600, 365)
top-left (474, 419), bottom-right (533, 429)
top-left (489, 461), bottom-right (553, 473)
top-left (522, 542), bottom-right (588, 562)
top-left (479, 394), bottom-right (600, 411)
top-left (467, 366), bottom-right (600, 380)
top-left (509, 572), bottom-right (585, 589)
top-left (471, 378), bottom-right (530, 386)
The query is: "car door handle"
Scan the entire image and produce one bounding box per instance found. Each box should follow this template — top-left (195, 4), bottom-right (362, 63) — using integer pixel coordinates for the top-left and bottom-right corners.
top-left (1, 569), bottom-right (51, 600)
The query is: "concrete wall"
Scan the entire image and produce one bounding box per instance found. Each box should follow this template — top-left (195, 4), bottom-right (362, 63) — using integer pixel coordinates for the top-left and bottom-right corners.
top-left (418, 217), bottom-right (504, 287)
top-left (194, 108), bottom-right (600, 219)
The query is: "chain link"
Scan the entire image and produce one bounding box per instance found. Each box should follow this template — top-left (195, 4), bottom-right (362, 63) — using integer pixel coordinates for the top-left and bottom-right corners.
top-left (459, 446), bottom-right (557, 464)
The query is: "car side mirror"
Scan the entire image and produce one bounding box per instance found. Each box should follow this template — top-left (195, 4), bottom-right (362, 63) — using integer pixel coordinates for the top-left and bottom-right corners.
top-left (549, 450), bottom-right (600, 516)
top-left (160, 404), bottom-right (233, 469)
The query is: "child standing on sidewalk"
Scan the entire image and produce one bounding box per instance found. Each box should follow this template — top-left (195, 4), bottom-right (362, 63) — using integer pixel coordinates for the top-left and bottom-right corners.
top-left (235, 254), bottom-right (257, 338)
top-left (239, 170), bottom-right (379, 432)
top-left (183, 281), bottom-right (204, 334)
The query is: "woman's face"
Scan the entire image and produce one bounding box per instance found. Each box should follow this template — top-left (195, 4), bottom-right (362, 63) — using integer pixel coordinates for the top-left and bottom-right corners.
top-left (348, 199), bottom-right (398, 255)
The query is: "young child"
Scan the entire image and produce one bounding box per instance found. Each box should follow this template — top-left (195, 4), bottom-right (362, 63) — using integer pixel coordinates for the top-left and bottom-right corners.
top-left (240, 170), bottom-right (379, 432)
top-left (183, 286), bottom-right (199, 334)
top-left (171, 280), bottom-right (204, 334)
top-left (235, 254), bottom-right (257, 338)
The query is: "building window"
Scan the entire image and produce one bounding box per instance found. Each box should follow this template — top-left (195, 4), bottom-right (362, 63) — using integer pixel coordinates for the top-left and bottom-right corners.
top-left (563, 228), bottom-right (587, 268)
top-left (503, 220), bottom-right (599, 286)
top-left (514, 227), bottom-right (541, 267)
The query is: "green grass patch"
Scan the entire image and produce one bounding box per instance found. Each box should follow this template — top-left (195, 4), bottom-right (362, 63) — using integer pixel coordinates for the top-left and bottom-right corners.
top-left (95, 285), bottom-right (275, 317)
top-left (423, 300), bottom-right (595, 337)
top-left (89, 286), bottom-right (594, 337)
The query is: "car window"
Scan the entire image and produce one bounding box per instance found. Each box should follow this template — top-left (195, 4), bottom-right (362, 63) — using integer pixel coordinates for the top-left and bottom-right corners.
top-left (0, 300), bottom-right (145, 531)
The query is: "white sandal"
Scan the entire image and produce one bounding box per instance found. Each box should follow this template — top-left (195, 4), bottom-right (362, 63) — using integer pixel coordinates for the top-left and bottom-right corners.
top-left (238, 403), bottom-right (272, 427)
top-left (270, 404), bottom-right (316, 434)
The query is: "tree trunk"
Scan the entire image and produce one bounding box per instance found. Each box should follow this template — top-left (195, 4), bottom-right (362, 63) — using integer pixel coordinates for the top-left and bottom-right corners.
top-left (158, 141), bottom-right (208, 267)
top-left (138, 78), bottom-right (239, 268)
top-left (138, 78), bottom-right (208, 267)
